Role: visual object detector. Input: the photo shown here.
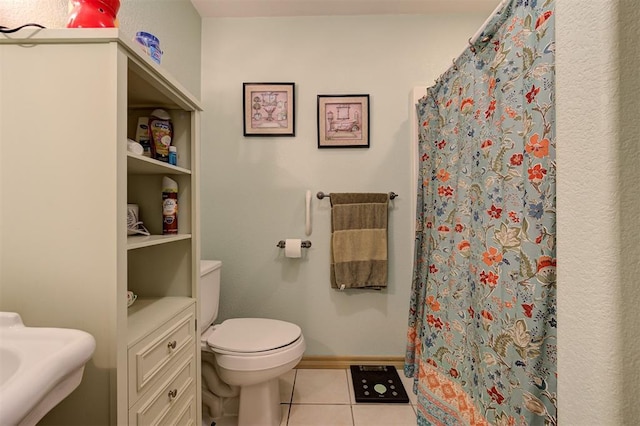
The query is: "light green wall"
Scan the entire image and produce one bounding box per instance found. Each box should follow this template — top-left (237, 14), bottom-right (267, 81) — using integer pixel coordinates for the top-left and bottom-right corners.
top-left (199, 14), bottom-right (489, 356)
top-left (0, 0), bottom-right (201, 97)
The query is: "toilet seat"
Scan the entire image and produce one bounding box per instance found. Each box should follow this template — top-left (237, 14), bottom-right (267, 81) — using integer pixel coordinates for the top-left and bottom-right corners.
top-left (201, 318), bottom-right (306, 373)
top-left (213, 334), bottom-right (305, 373)
top-left (206, 318), bottom-right (302, 354)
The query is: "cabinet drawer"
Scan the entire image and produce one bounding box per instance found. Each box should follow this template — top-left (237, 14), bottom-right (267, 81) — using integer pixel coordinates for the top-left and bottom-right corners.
top-left (129, 351), bottom-right (196, 426)
top-left (128, 305), bottom-right (195, 404)
top-left (164, 391), bottom-right (196, 426)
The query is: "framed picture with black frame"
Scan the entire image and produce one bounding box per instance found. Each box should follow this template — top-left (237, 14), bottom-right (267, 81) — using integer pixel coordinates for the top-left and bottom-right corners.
top-left (243, 82), bottom-right (295, 136)
top-left (317, 94), bottom-right (369, 148)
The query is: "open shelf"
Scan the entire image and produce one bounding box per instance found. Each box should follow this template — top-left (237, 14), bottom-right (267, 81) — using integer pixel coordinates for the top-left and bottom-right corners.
top-left (127, 234), bottom-right (192, 250)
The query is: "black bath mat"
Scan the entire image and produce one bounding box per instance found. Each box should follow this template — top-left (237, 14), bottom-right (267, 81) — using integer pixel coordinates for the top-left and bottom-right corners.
top-left (350, 365), bottom-right (409, 403)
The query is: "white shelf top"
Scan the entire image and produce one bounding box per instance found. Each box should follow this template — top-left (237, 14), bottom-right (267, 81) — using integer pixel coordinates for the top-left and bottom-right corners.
top-left (0, 28), bottom-right (202, 111)
top-left (127, 234), bottom-right (192, 250)
top-left (127, 297), bottom-right (195, 347)
top-left (127, 152), bottom-right (191, 175)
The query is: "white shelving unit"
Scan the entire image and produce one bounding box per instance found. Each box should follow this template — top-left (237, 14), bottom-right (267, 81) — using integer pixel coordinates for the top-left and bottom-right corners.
top-left (0, 29), bottom-right (202, 425)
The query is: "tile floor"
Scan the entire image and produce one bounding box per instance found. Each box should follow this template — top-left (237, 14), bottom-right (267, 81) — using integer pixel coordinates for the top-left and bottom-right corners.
top-left (211, 368), bottom-right (418, 426)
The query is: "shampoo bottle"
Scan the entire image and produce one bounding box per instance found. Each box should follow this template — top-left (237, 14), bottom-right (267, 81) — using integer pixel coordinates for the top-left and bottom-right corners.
top-left (162, 176), bottom-right (178, 235)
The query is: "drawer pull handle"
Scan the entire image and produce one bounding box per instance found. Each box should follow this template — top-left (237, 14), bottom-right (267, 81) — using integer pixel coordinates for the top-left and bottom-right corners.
top-left (168, 389), bottom-right (178, 400)
top-left (167, 340), bottom-right (177, 350)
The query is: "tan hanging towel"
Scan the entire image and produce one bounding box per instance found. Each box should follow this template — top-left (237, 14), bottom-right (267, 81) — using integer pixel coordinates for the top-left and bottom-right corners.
top-left (330, 193), bottom-right (389, 290)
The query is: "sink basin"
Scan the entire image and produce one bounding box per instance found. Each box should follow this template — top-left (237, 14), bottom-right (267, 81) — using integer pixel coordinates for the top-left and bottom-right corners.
top-left (0, 312), bottom-right (96, 426)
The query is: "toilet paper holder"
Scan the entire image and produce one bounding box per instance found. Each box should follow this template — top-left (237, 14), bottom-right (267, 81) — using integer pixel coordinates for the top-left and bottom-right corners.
top-left (276, 240), bottom-right (312, 249)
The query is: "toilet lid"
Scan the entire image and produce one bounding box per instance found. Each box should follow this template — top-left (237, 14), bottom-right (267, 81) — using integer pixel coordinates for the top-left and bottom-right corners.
top-left (207, 318), bottom-right (302, 353)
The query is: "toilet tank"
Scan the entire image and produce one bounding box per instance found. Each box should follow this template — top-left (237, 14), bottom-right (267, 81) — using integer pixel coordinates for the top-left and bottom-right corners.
top-left (199, 260), bottom-right (222, 334)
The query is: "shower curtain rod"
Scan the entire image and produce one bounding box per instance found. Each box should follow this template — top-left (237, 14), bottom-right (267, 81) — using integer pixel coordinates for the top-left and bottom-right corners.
top-left (468, 0), bottom-right (510, 49)
top-left (438, 0), bottom-right (510, 82)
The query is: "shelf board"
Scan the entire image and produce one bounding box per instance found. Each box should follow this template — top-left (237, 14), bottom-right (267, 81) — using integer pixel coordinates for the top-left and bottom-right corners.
top-left (127, 234), bottom-right (192, 250)
top-left (127, 297), bottom-right (195, 347)
top-left (127, 152), bottom-right (191, 175)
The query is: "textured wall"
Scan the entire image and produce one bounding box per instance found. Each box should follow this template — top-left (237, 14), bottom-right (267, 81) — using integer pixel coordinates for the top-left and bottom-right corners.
top-left (0, 0), bottom-right (68, 27)
top-left (557, 0), bottom-right (640, 423)
top-left (616, 0), bottom-right (640, 422)
top-left (199, 13), bottom-right (489, 357)
top-left (0, 0), bottom-right (201, 97)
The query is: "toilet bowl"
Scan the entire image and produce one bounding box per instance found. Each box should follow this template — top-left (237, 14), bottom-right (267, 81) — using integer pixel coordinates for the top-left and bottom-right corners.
top-left (200, 261), bottom-right (305, 426)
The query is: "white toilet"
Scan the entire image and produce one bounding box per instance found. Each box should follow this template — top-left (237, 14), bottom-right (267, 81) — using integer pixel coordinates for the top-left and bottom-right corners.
top-left (200, 260), bottom-right (305, 426)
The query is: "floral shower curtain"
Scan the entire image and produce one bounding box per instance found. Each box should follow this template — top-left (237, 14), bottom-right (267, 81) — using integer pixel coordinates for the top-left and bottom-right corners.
top-left (405, 1), bottom-right (556, 425)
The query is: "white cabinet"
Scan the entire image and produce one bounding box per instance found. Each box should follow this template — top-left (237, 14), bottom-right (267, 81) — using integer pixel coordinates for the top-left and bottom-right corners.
top-left (0, 29), bottom-right (201, 425)
top-left (128, 299), bottom-right (197, 425)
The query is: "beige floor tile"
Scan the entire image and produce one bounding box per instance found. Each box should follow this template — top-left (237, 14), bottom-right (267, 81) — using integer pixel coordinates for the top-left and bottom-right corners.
top-left (208, 368), bottom-right (420, 426)
top-left (287, 404), bottom-right (354, 426)
top-left (351, 404), bottom-right (417, 426)
top-left (292, 369), bottom-right (351, 404)
top-left (208, 406), bottom-right (290, 426)
top-left (280, 369), bottom-right (297, 403)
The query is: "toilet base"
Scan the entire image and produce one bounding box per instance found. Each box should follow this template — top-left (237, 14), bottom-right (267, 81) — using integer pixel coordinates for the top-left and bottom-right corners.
top-left (238, 378), bottom-right (280, 426)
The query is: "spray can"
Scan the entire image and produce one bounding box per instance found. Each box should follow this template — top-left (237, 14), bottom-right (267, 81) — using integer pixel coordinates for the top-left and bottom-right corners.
top-left (162, 176), bottom-right (178, 235)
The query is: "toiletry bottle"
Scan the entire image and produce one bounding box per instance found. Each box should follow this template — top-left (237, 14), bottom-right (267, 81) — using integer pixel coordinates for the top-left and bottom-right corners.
top-left (162, 176), bottom-right (178, 235)
top-left (149, 109), bottom-right (173, 162)
top-left (168, 146), bottom-right (177, 166)
top-left (135, 117), bottom-right (152, 158)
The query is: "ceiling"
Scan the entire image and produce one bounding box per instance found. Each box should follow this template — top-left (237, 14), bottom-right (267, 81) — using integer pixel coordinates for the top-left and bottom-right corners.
top-left (190, 0), bottom-right (502, 18)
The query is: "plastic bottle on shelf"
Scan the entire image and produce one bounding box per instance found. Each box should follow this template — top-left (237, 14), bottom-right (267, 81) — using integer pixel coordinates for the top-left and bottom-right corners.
top-left (135, 117), bottom-right (152, 157)
top-left (133, 31), bottom-right (163, 64)
top-left (168, 146), bottom-right (177, 166)
top-left (149, 109), bottom-right (173, 162)
top-left (162, 177), bottom-right (178, 235)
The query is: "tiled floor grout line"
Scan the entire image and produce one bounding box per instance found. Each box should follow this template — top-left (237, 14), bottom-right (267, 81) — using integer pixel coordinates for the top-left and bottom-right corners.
top-left (283, 370), bottom-right (297, 425)
top-left (279, 368), bottom-right (418, 426)
top-left (347, 369), bottom-right (355, 426)
top-left (208, 368), bottom-right (417, 426)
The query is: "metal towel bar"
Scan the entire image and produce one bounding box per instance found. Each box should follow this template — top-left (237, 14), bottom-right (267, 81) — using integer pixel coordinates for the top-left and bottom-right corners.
top-left (316, 191), bottom-right (398, 200)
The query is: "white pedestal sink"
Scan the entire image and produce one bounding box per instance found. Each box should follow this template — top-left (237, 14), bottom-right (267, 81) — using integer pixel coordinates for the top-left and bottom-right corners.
top-left (0, 312), bottom-right (96, 426)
